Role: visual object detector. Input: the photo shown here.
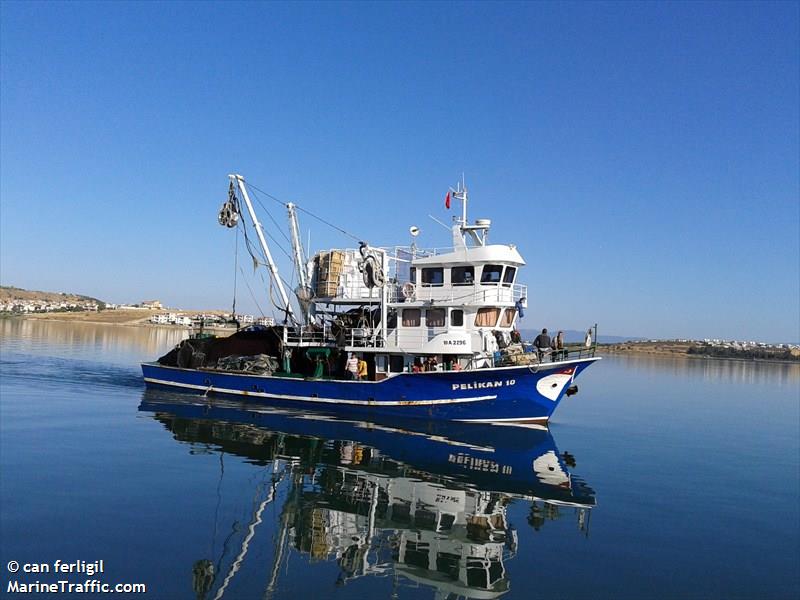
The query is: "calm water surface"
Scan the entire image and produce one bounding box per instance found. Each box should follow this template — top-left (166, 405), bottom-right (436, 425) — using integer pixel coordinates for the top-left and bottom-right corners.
top-left (1, 319), bottom-right (798, 599)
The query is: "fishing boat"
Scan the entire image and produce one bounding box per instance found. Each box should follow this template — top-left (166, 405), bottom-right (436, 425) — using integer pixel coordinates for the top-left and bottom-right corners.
top-left (141, 174), bottom-right (600, 425)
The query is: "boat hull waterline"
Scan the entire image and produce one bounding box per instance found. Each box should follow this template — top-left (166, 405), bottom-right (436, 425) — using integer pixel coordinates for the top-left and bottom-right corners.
top-left (141, 357), bottom-right (599, 424)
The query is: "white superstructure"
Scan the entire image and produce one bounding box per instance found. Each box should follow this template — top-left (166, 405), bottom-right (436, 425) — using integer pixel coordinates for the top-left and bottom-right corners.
top-left (222, 175), bottom-right (586, 379)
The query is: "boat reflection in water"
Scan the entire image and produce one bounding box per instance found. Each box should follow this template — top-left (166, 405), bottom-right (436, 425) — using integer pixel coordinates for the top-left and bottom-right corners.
top-left (139, 390), bottom-right (596, 599)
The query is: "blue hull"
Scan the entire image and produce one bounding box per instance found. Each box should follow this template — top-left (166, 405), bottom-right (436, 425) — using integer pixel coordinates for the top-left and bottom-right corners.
top-left (142, 357), bottom-right (599, 424)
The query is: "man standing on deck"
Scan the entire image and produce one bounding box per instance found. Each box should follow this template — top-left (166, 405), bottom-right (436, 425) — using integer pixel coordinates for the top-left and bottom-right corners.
top-left (534, 328), bottom-right (551, 361)
top-left (515, 297), bottom-right (525, 318)
top-left (552, 330), bottom-right (565, 361)
top-left (346, 353), bottom-right (359, 380)
top-left (357, 356), bottom-right (368, 380)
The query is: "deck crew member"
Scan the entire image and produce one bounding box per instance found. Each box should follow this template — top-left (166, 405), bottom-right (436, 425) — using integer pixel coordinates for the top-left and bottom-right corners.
top-left (357, 356), bottom-right (368, 380)
top-left (345, 353), bottom-right (359, 380)
top-left (515, 297), bottom-right (526, 318)
top-left (534, 328), bottom-right (551, 361)
top-left (552, 330), bottom-right (565, 361)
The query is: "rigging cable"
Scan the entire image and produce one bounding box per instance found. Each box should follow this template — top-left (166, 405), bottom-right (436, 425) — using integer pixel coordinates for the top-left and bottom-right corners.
top-left (239, 267), bottom-right (268, 319)
top-left (248, 191), bottom-right (293, 247)
top-left (231, 226), bottom-right (239, 323)
top-left (234, 197), bottom-right (298, 324)
top-left (260, 270), bottom-right (298, 326)
top-left (237, 202), bottom-right (293, 265)
top-left (232, 179), bottom-right (376, 325)
top-left (245, 181), bottom-right (362, 243)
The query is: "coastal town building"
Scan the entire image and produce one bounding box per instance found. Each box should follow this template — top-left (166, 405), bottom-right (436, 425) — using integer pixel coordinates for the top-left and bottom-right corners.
top-left (0, 300), bottom-right (100, 313)
top-left (146, 312), bottom-right (274, 328)
top-left (621, 337), bottom-right (798, 351)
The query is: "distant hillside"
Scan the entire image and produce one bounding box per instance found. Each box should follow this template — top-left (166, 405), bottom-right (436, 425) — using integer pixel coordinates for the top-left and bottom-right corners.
top-left (0, 286), bottom-right (105, 306)
top-left (603, 340), bottom-right (800, 361)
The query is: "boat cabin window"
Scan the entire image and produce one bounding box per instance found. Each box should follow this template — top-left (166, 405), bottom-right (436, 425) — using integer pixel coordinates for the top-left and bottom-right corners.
top-left (389, 355), bottom-right (405, 373)
top-left (421, 267), bottom-right (444, 286)
top-left (409, 267), bottom-right (416, 284)
top-left (451, 266), bottom-right (474, 285)
top-left (480, 265), bottom-right (504, 284)
top-left (475, 307), bottom-right (501, 327)
top-left (502, 266), bottom-right (516, 286)
top-left (450, 309), bottom-right (464, 327)
top-left (500, 308), bottom-right (515, 327)
top-left (425, 308), bottom-right (446, 327)
top-left (387, 309), bottom-right (398, 329)
top-left (402, 308), bottom-right (421, 327)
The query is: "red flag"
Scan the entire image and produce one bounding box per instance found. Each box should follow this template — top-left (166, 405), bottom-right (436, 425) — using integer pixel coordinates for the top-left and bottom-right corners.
top-left (445, 190), bottom-right (451, 209)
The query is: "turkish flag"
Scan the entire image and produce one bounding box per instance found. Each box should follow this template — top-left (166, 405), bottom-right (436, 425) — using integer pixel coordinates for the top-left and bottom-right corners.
top-left (445, 191), bottom-right (451, 209)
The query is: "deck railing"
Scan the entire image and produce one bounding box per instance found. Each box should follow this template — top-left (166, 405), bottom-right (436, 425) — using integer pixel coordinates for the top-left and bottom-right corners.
top-left (387, 283), bottom-right (527, 305)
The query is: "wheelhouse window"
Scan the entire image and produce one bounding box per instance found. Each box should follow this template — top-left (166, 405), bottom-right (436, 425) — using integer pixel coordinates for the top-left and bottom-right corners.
top-left (425, 308), bottom-right (446, 327)
top-left (480, 265), bottom-right (504, 284)
top-left (475, 307), bottom-right (500, 327)
top-left (402, 308), bottom-right (421, 327)
top-left (387, 309), bottom-right (398, 329)
top-left (409, 267), bottom-right (416, 284)
top-left (450, 309), bottom-right (464, 327)
top-left (502, 266), bottom-right (516, 286)
top-left (451, 266), bottom-right (475, 285)
top-left (421, 267), bottom-right (444, 286)
top-left (500, 308), bottom-right (515, 327)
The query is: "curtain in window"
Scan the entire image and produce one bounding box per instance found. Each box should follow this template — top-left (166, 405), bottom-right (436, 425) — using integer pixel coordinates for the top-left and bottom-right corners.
top-left (426, 308), bottom-right (446, 327)
top-left (475, 307), bottom-right (500, 327)
top-left (402, 309), bottom-right (421, 327)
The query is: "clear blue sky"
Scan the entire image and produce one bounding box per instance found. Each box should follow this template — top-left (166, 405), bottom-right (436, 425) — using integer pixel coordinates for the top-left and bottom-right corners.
top-left (1, 1), bottom-right (798, 343)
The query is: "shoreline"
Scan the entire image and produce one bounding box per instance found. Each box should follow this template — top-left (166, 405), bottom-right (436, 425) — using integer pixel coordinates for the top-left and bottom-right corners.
top-left (6, 313), bottom-right (236, 334)
top-left (600, 345), bottom-right (800, 366)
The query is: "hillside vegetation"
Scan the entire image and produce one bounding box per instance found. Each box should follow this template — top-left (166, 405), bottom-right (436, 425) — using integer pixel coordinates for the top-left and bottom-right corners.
top-left (0, 286), bottom-right (104, 305)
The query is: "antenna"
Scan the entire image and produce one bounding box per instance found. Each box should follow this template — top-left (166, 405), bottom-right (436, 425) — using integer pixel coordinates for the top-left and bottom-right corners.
top-left (409, 226), bottom-right (419, 258)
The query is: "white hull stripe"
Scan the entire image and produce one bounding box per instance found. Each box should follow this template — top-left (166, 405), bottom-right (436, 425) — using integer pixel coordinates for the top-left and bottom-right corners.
top-left (456, 416), bottom-right (549, 424)
top-left (143, 378), bottom-right (497, 406)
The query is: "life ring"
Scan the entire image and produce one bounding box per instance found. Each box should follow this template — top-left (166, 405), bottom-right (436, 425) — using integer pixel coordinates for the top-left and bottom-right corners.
top-left (401, 281), bottom-right (416, 299)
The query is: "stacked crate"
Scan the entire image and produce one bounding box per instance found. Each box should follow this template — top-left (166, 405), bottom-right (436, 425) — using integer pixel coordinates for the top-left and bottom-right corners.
top-left (315, 251), bottom-right (345, 297)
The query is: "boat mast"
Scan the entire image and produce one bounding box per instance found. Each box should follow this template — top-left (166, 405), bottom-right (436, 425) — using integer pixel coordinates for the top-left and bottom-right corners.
top-left (452, 179), bottom-right (490, 247)
top-left (286, 203), bottom-right (308, 291)
top-left (229, 174), bottom-right (296, 324)
top-left (287, 202), bottom-right (314, 325)
top-left (459, 176), bottom-right (468, 226)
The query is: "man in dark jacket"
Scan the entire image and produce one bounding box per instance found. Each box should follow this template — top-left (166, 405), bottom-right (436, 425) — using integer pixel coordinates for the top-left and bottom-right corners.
top-left (533, 328), bottom-right (551, 361)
